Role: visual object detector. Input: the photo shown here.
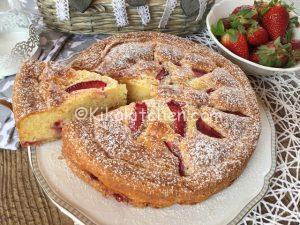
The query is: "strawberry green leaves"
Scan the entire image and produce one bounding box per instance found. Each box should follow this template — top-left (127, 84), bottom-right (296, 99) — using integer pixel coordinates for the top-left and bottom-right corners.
top-left (230, 6), bottom-right (258, 32)
top-left (211, 19), bottom-right (226, 36)
top-left (212, 5), bottom-right (258, 38)
top-left (211, 20), bottom-right (239, 43)
top-left (226, 29), bottom-right (239, 42)
top-left (254, 37), bottom-right (294, 67)
top-left (283, 16), bottom-right (299, 43)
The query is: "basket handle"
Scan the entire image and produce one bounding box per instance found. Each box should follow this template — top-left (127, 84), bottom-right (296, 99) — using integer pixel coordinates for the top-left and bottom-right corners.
top-left (92, 4), bottom-right (106, 12)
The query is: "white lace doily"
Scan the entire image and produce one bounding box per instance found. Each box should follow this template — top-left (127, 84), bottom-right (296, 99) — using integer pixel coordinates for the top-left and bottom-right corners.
top-left (0, 10), bottom-right (40, 79)
top-left (0, 11), bottom-right (29, 32)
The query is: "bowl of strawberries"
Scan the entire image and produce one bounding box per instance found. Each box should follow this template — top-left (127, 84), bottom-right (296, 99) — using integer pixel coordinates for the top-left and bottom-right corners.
top-left (207, 0), bottom-right (300, 75)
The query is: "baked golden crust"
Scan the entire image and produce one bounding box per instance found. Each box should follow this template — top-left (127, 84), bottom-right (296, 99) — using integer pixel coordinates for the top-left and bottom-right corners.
top-left (13, 60), bottom-right (47, 123)
top-left (62, 32), bottom-right (261, 207)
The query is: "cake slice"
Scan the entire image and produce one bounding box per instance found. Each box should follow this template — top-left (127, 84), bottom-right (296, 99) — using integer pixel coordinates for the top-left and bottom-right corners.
top-left (13, 60), bottom-right (127, 147)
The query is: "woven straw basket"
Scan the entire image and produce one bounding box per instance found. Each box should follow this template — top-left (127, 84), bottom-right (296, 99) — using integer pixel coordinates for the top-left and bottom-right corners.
top-left (37, 0), bottom-right (214, 35)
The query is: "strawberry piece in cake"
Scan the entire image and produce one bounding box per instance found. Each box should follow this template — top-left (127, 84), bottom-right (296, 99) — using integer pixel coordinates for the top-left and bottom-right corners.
top-left (206, 88), bottom-right (215, 94)
top-left (155, 68), bottom-right (169, 81)
top-left (223, 110), bottom-right (247, 117)
top-left (65, 80), bottom-right (107, 93)
top-left (192, 68), bottom-right (206, 77)
top-left (130, 102), bottom-right (148, 133)
top-left (165, 141), bottom-right (185, 176)
top-left (196, 117), bottom-right (223, 138)
top-left (52, 120), bottom-right (64, 135)
top-left (167, 100), bottom-right (186, 137)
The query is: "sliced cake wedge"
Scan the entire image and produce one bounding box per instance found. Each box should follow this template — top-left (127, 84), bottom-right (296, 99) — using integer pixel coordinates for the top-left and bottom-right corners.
top-left (13, 60), bottom-right (127, 147)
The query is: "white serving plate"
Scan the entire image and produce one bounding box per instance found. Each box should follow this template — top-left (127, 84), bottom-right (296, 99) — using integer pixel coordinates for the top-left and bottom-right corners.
top-left (28, 102), bottom-right (276, 225)
top-left (207, 0), bottom-right (300, 76)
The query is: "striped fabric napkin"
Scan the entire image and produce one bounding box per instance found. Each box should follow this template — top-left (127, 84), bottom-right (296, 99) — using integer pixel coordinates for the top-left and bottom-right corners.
top-left (0, 34), bottom-right (70, 150)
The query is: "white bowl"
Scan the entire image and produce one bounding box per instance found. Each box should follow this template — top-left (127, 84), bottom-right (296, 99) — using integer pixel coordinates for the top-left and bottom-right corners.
top-left (206, 0), bottom-right (300, 76)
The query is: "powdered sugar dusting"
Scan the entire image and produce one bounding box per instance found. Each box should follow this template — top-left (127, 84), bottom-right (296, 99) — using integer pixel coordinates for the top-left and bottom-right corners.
top-left (98, 42), bottom-right (155, 76)
top-left (180, 132), bottom-right (239, 181)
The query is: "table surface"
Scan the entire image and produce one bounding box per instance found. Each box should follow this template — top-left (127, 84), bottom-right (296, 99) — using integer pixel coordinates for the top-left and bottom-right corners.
top-left (0, 149), bottom-right (73, 225)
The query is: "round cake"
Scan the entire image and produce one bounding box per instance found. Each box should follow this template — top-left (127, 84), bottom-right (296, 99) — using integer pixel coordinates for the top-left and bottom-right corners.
top-left (62, 32), bottom-right (261, 208)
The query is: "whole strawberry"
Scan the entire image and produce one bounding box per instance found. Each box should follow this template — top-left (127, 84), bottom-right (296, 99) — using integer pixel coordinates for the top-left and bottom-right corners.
top-left (291, 40), bottom-right (300, 50)
top-left (291, 40), bottom-right (300, 62)
top-left (261, 0), bottom-right (290, 40)
top-left (221, 17), bottom-right (231, 29)
top-left (230, 5), bottom-right (259, 31)
top-left (250, 38), bottom-right (293, 67)
top-left (249, 50), bottom-right (260, 63)
top-left (247, 26), bottom-right (269, 46)
top-left (221, 30), bottom-right (249, 59)
top-left (254, 1), bottom-right (269, 15)
top-left (211, 21), bottom-right (249, 59)
top-left (232, 5), bottom-right (259, 20)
